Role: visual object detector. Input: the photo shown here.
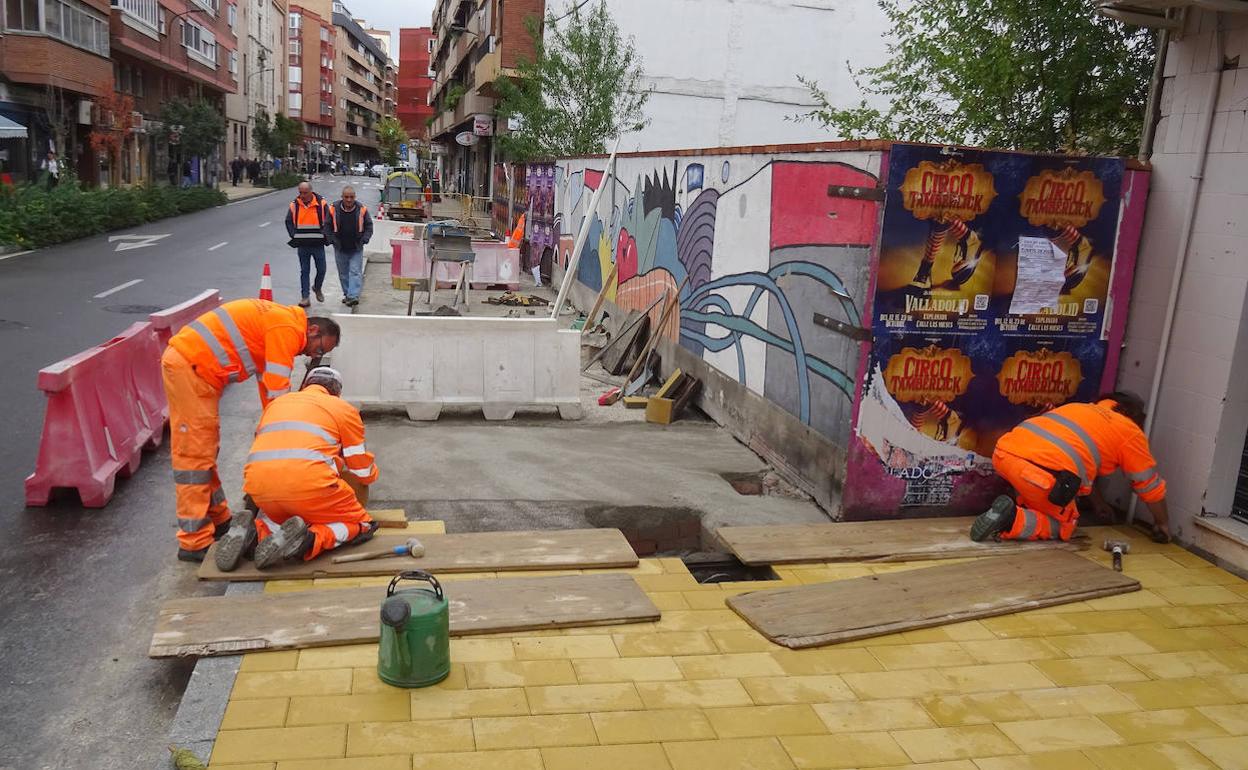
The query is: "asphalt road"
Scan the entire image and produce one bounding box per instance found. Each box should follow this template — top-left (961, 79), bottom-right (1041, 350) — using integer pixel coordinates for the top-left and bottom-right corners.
top-left (0, 174), bottom-right (377, 769)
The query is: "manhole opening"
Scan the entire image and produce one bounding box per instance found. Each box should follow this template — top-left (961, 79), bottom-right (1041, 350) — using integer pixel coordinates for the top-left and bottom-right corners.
top-left (682, 553), bottom-right (780, 584)
top-left (720, 471), bottom-right (765, 496)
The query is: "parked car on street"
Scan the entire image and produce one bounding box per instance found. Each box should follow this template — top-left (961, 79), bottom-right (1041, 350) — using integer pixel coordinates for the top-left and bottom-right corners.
top-left (370, 163), bottom-right (388, 178)
top-left (350, 162), bottom-right (367, 176)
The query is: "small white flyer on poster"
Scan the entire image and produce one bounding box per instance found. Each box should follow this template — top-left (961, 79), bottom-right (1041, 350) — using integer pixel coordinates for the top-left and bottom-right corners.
top-left (1009, 236), bottom-right (1066, 315)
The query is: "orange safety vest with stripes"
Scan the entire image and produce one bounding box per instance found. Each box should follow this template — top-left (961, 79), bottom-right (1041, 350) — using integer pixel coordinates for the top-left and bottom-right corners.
top-left (326, 202), bottom-right (369, 231)
top-left (168, 299), bottom-right (307, 406)
top-left (242, 384), bottom-right (378, 500)
top-left (288, 195), bottom-right (329, 245)
top-left (996, 399), bottom-right (1167, 503)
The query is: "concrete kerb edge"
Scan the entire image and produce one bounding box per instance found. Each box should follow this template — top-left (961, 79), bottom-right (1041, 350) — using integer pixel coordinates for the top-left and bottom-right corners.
top-left (159, 581), bottom-right (262, 770)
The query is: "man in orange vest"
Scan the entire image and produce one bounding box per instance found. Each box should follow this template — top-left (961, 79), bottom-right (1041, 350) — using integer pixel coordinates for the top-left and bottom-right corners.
top-left (214, 366), bottom-right (378, 571)
top-left (971, 392), bottom-right (1172, 544)
top-left (161, 299), bottom-right (340, 562)
top-left (284, 181), bottom-right (332, 307)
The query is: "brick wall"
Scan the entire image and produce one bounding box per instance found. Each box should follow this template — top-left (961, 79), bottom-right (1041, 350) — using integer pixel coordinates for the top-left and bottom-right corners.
top-left (0, 36), bottom-right (111, 96)
top-left (498, 0), bottom-right (542, 70)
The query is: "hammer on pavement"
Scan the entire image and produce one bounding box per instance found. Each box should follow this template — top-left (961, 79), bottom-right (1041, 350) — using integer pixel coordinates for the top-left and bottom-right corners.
top-left (331, 537), bottom-right (425, 564)
top-left (1102, 539), bottom-right (1130, 572)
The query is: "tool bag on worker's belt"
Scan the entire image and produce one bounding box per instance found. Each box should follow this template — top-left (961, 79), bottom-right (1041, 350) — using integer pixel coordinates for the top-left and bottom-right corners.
top-left (1047, 470), bottom-right (1082, 506)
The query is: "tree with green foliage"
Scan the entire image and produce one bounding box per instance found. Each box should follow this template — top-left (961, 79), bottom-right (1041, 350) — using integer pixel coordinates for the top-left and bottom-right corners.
top-left (376, 117), bottom-right (408, 165)
top-left (795, 0), bottom-right (1155, 155)
top-left (494, 0), bottom-right (650, 161)
top-left (158, 98), bottom-right (226, 160)
top-left (252, 109), bottom-right (303, 159)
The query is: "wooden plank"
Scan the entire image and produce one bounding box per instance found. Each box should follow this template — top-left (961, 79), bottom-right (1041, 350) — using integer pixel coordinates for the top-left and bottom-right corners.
top-left (369, 508), bottom-right (408, 529)
top-left (198, 528), bottom-right (638, 581)
top-left (151, 573), bottom-right (659, 658)
top-left (728, 550), bottom-right (1139, 649)
top-left (716, 517), bottom-right (1088, 565)
top-left (581, 262), bottom-right (619, 334)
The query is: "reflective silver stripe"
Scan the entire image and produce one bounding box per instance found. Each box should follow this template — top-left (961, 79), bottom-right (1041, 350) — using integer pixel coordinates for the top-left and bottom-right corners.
top-left (1127, 466), bottom-right (1158, 482)
top-left (247, 448), bottom-right (335, 467)
top-left (1137, 475), bottom-right (1164, 495)
top-left (210, 488), bottom-right (227, 506)
top-left (267, 387), bottom-right (290, 398)
top-left (178, 516), bottom-right (212, 532)
top-left (213, 308), bottom-right (255, 378)
top-left (186, 321), bottom-right (230, 369)
top-left (1040, 413), bottom-right (1102, 476)
top-left (343, 444), bottom-right (367, 457)
top-left (1017, 509), bottom-right (1038, 540)
top-left (173, 469), bottom-right (214, 484)
top-left (327, 522), bottom-right (351, 545)
top-left (348, 464), bottom-right (376, 478)
top-left (265, 362), bottom-right (292, 379)
top-left (1020, 422), bottom-right (1090, 485)
top-left (258, 420), bottom-right (336, 445)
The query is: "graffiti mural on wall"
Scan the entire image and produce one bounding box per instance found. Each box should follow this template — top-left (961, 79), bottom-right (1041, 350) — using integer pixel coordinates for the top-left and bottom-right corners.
top-left (554, 153), bottom-right (882, 445)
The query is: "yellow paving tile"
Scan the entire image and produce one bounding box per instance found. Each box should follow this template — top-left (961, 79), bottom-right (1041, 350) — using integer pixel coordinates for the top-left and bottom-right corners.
top-left (957, 639), bottom-right (1062, 665)
top-left (741, 675), bottom-right (856, 705)
top-left (1218, 673), bottom-right (1248, 700)
top-left (648, 592), bottom-right (692, 611)
top-left (869, 642), bottom-right (976, 671)
top-left (287, 691), bottom-right (411, 725)
top-left (231, 669), bottom-right (354, 698)
top-left (635, 574), bottom-right (700, 592)
top-left (1225, 625), bottom-right (1248, 645)
top-left (1142, 606), bottom-right (1244, 628)
top-left (512, 635), bottom-right (619, 660)
top-left (1014, 685), bottom-right (1138, 717)
top-left (1099, 707), bottom-right (1228, 743)
top-left (1058, 611), bottom-right (1162, 634)
top-left (296, 645), bottom-right (377, 670)
top-left (612, 631), bottom-right (718, 657)
top-left (274, 756), bottom-right (410, 770)
top-left (771, 647), bottom-right (884, 675)
top-left (526, 683), bottom-right (642, 714)
top-left (401, 520), bottom-right (446, 534)
top-left (973, 750), bottom-right (1099, 769)
top-left (263, 579), bottom-right (316, 593)
top-left (656, 557), bottom-right (690, 574)
top-left (1154, 567), bottom-right (1245, 586)
top-left (352, 665), bottom-right (465, 694)
top-left (635, 679), bottom-right (754, 709)
top-left (410, 749), bottom-right (543, 770)
top-left (1213, 648), bottom-right (1248, 673)
top-left (653, 609), bottom-right (750, 632)
top-left (345, 719), bottom-right (475, 755)
top-left (676, 652), bottom-right (787, 680)
top-left (878, 762), bottom-right (977, 770)
top-left (708, 629), bottom-right (777, 654)
top-left (1189, 736), bottom-right (1248, 770)
top-left (665, 737), bottom-right (796, 770)
top-left (240, 651), bottom-right (300, 673)
top-left (843, 669), bottom-right (957, 700)
top-left (1031, 657), bottom-right (1148, 687)
top-left (1046, 632), bottom-right (1158, 658)
top-left (1155, 549), bottom-right (1215, 568)
top-left (211, 725), bottom-right (347, 764)
top-left (890, 725), bottom-right (1020, 762)
top-left (780, 732), bottom-right (909, 768)
top-left (591, 708), bottom-right (716, 743)
top-left (919, 693), bottom-right (1036, 727)
top-left (1123, 651), bottom-right (1234, 679)
top-left (902, 621), bottom-right (997, 643)
top-left (573, 656), bottom-right (684, 683)
top-left (681, 591), bottom-right (729, 609)
top-left (543, 742), bottom-right (673, 770)
top-left (219, 698), bottom-right (288, 730)
top-left (207, 762), bottom-right (275, 770)
top-left (409, 687), bottom-right (528, 719)
top-left (1129, 628), bottom-right (1238, 652)
top-left (1083, 590), bottom-right (1171, 611)
top-left (995, 716), bottom-right (1123, 752)
top-left (704, 704), bottom-right (826, 738)
top-left (1198, 704), bottom-right (1248, 735)
top-left (979, 615), bottom-right (1080, 638)
top-left (939, 663), bottom-right (1054, 694)
top-left (1082, 741), bottom-right (1221, 770)
top-left (813, 699), bottom-right (936, 732)
top-left (472, 713), bottom-right (597, 750)
top-left (464, 660), bottom-right (578, 688)
top-left (447, 638), bottom-right (516, 662)
top-left (1152, 586), bottom-right (1244, 606)
top-left (1114, 677), bottom-right (1243, 709)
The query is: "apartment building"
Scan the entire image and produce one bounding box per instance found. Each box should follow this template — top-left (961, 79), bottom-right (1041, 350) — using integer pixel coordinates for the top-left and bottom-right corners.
top-left (397, 27), bottom-right (434, 141)
top-left (328, 1), bottom-right (384, 165)
top-left (224, 0), bottom-right (286, 163)
top-left (286, 3), bottom-right (334, 168)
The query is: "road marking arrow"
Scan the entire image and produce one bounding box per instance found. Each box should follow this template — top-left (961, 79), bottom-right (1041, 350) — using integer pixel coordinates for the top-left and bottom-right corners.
top-left (108, 233), bottom-right (171, 252)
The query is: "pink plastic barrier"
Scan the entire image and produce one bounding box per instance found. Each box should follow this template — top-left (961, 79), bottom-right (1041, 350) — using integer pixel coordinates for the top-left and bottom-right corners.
top-left (25, 321), bottom-right (166, 508)
top-left (149, 288), bottom-right (222, 348)
top-left (390, 237), bottom-right (521, 290)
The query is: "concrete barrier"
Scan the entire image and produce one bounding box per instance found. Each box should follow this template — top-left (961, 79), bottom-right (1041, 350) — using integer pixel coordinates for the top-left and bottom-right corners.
top-left (390, 236), bottom-right (520, 290)
top-left (329, 314), bottom-right (583, 421)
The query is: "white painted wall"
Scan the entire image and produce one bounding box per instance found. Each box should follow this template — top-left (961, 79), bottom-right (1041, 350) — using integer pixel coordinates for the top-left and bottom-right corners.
top-left (544, 0), bottom-right (891, 151)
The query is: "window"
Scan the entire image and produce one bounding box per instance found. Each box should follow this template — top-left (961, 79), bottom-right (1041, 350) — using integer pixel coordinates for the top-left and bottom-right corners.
top-left (227, 3), bottom-right (235, 27)
top-left (339, 98), bottom-right (345, 109)
top-left (182, 20), bottom-right (217, 67)
top-left (288, 92), bottom-right (302, 110)
top-left (6, 0), bottom-right (39, 31)
top-left (159, 8), bottom-right (165, 33)
top-left (37, 0), bottom-right (108, 56)
top-left (288, 11), bottom-right (299, 30)
top-left (289, 39), bottom-right (300, 56)
top-left (134, 68), bottom-right (144, 98)
top-left (320, 26), bottom-right (327, 41)
top-left (229, 50), bottom-right (238, 74)
top-left (427, 37), bottom-right (433, 53)
top-left (288, 67), bottom-right (301, 84)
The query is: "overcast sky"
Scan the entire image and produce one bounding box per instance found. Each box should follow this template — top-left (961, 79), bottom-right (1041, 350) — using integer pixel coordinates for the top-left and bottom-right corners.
top-left (342, 0), bottom-right (437, 60)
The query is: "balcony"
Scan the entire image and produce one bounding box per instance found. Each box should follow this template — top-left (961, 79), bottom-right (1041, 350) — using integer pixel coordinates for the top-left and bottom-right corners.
top-left (429, 87), bottom-right (492, 139)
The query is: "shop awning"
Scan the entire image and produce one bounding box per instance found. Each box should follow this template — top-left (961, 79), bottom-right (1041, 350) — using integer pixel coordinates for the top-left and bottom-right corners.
top-left (0, 115), bottom-right (28, 139)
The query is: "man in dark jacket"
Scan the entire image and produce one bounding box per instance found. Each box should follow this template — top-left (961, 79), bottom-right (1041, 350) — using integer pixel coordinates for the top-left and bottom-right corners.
top-left (284, 181), bottom-right (332, 307)
top-left (326, 185), bottom-right (373, 307)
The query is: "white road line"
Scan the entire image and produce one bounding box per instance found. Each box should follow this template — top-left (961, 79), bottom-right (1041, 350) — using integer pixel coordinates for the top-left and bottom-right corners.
top-left (208, 241), bottom-right (228, 251)
top-left (94, 279), bottom-right (143, 299)
top-left (0, 249), bottom-right (35, 262)
top-left (259, 221), bottom-right (271, 228)
top-left (225, 189), bottom-right (282, 207)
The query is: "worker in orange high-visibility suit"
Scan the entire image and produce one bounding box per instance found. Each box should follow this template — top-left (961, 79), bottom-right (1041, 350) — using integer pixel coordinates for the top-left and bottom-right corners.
top-left (218, 366), bottom-right (379, 571)
top-left (161, 299), bottom-right (340, 563)
top-left (971, 391), bottom-right (1172, 544)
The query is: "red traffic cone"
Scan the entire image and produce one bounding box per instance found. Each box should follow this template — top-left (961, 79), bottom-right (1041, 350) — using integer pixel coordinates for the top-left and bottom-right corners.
top-left (259, 262), bottom-right (273, 301)
top-left (376, 203), bottom-right (384, 220)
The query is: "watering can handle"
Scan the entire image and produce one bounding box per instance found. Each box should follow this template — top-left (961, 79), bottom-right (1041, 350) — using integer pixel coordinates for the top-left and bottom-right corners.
top-left (387, 570), bottom-right (444, 601)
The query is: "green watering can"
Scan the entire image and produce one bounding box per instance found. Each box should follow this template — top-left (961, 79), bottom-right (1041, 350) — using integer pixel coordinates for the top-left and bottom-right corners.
top-left (378, 571), bottom-right (451, 688)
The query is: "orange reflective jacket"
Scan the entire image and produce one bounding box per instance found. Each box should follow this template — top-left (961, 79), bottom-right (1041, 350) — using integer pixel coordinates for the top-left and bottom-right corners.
top-left (168, 299), bottom-right (307, 406)
top-left (243, 384), bottom-right (378, 501)
top-left (996, 399), bottom-right (1166, 503)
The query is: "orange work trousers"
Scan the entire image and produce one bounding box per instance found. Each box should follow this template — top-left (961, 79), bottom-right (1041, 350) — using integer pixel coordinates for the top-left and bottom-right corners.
top-left (992, 447), bottom-right (1079, 541)
top-left (161, 346), bottom-right (231, 550)
top-left (252, 478), bottom-right (373, 561)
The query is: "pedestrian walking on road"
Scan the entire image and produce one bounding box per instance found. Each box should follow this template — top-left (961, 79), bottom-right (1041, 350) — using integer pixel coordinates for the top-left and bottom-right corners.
top-left (284, 180), bottom-right (332, 307)
top-left (327, 185), bottom-right (373, 307)
top-left (159, 298), bottom-right (340, 562)
top-left (230, 157), bottom-right (243, 186)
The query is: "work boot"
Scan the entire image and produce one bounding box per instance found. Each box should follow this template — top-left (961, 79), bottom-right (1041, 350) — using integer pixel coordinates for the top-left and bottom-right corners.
top-left (314, 289), bottom-right (325, 302)
top-left (214, 509), bottom-right (258, 572)
top-left (177, 547), bottom-right (208, 563)
top-left (254, 516), bottom-right (314, 569)
top-left (213, 521), bottom-right (230, 539)
top-left (298, 297), bottom-right (311, 308)
top-left (343, 520), bottom-right (381, 549)
top-left (970, 495), bottom-right (1016, 542)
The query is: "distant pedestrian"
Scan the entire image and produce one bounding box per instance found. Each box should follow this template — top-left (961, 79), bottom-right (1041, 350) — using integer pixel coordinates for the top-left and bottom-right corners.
top-left (284, 180), bottom-right (331, 308)
top-left (40, 151), bottom-right (59, 188)
top-left (230, 157), bottom-right (243, 186)
top-left (326, 185), bottom-right (373, 307)
top-left (167, 157), bottom-right (178, 186)
top-left (181, 159), bottom-right (192, 188)
top-left (248, 159), bottom-right (260, 184)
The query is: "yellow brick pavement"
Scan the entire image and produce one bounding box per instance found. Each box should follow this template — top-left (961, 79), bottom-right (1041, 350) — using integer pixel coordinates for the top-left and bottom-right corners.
top-left (208, 524), bottom-right (1248, 769)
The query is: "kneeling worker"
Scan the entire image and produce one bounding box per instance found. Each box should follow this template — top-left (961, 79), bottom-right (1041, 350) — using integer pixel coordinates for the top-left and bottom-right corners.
top-left (214, 367), bottom-right (379, 571)
top-left (971, 392), bottom-right (1171, 544)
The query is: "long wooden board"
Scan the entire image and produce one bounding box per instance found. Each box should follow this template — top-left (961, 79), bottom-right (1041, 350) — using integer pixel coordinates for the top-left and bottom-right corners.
top-left (151, 573), bottom-right (659, 658)
top-left (717, 517), bottom-right (1088, 565)
top-left (198, 528), bottom-right (638, 581)
top-left (727, 550), bottom-right (1138, 649)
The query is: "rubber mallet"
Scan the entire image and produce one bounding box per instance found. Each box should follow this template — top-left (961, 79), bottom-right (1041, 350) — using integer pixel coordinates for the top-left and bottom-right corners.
top-left (1102, 539), bottom-right (1130, 572)
top-left (331, 537), bottom-right (425, 564)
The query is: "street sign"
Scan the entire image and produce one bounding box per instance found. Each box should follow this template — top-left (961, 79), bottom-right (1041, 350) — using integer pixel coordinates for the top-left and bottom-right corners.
top-left (473, 114), bottom-right (492, 136)
top-left (455, 132), bottom-right (478, 147)
top-left (399, 143), bottom-right (408, 160)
